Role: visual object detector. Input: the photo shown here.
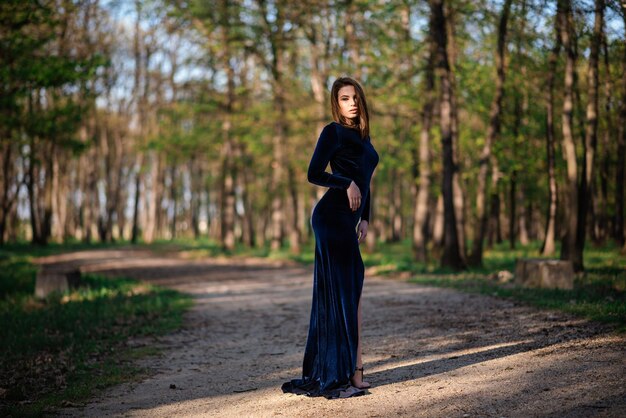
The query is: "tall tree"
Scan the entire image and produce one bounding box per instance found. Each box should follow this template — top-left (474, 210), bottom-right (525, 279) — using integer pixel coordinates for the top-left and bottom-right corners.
top-left (469, 0), bottom-right (512, 266)
top-left (574, 0), bottom-right (604, 270)
top-left (541, 0), bottom-right (562, 256)
top-left (558, 0), bottom-right (579, 267)
top-left (444, 1), bottom-right (467, 262)
top-left (412, 14), bottom-right (436, 263)
top-left (615, 0), bottom-right (626, 247)
top-left (2, 0), bottom-right (105, 245)
top-left (430, 0), bottom-right (466, 270)
top-left (218, 0), bottom-right (238, 251)
top-left (254, 0), bottom-right (295, 251)
top-left (595, 31), bottom-right (612, 243)
top-left (510, 0), bottom-right (531, 249)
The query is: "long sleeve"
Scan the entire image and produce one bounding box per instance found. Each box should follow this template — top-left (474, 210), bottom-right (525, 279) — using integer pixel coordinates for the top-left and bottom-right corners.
top-left (307, 124), bottom-right (353, 189)
top-left (361, 191), bottom-right (370, 222)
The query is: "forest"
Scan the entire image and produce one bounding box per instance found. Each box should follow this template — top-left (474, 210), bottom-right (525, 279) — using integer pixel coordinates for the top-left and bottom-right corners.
top-left (1, 0), bottom-right (625, 272)
top-left (3, 1), bottom-right (626, 415)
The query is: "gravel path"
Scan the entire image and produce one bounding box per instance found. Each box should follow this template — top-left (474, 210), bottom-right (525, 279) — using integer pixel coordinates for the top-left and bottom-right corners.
top-left (44, 249), bottom-right (625, 418)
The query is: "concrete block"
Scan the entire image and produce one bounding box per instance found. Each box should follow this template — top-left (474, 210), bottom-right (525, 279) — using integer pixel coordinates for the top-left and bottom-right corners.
top-left (35, 268), bottom-right (82, 299)
top-left (514, 258), bottom-right (574, 290)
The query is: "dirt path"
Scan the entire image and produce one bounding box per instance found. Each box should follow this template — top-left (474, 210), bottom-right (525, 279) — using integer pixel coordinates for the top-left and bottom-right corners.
top-left (45, 248), bottom-right (625, 418)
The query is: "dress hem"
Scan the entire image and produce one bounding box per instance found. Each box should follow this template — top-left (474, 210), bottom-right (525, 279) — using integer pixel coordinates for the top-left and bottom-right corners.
top-left (281, 380), bottom-right (366, 399)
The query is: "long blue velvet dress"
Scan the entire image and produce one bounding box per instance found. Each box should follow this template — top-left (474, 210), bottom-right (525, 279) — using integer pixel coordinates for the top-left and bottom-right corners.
top-left (281, 121), bottom-right (379, 399)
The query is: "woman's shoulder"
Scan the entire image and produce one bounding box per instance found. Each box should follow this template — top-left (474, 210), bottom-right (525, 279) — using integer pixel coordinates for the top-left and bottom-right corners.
top-left (319, 121), bottom-right (333, 132)
top-left (325, 121), bottom-right (352, 136)
top-left (327, 121), bottom-right (369, 142)
top-left (322, 121), bottom-right (369, 142)
top-left (320, 121), bottom-right (341, 139)
top-left (315, 122), bottom-right (342, 148)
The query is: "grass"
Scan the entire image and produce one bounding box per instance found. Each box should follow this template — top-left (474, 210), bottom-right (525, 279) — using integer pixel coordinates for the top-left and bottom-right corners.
top-left (0, 249), bottom-right (193, 417)
top-left (0, 240), bottom-right (130, 259)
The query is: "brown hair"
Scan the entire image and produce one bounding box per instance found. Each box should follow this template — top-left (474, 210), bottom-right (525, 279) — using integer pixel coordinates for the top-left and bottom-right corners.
top-left (330, 76), bottom-right (370, 139)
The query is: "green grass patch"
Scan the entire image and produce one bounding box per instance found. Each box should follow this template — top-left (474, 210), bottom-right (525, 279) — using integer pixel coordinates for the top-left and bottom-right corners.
top-left (0, 240), bottom-right (130, 259)
top-left (0, 251), bottom-right (192, 417)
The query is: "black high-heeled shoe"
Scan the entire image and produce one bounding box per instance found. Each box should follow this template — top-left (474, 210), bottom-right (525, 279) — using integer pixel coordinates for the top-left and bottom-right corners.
top-left (352, 366), bottom-right (371, 389)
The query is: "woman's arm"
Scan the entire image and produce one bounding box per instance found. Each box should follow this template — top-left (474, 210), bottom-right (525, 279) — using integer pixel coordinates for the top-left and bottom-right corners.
top-left (361, 191), bottom-right (370, 222)
top-left (357, 191), bottom-right (370, 243)
top-left (307, 124), bottom-right (353, 189)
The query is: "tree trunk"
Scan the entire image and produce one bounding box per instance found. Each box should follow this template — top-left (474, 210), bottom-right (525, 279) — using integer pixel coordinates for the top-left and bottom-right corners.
top-left (509, 0), bottom-right (528, 250)
top-left (487, 161), bottom-right (502, 247)
top-left (571, 0), bottom-right (603, 270)
top-left (469, 0), bottom-right (511, 266)
top-left (430, 0), bottom-right (465, 270)
top-left (52, 151), bottom-right (69, 242)
top-left (614, 1), bottom-right (626, 246)
top-left (389, 167), bottom-right (402, 242)
top-left (509, 170), bottom-right (517, 248)
top-left (412, 28), bottom-right (435, 262)
top-left (576, 0), bottom-right (603, 253)
top-left (189, 157), bottom-right (202, 239)
top-left (130, 153), bottom-right (142, 243)
top-left (558, 0), bottom-right (579, 268)
top-left (220, 124), bottom-right (236, 251)
top-left (445, 2), bottom-right (467, 262)
top-left (103, 124), bottom-right (123, 242)
top-left (27, 95), bottom-right (41, 244)
top-left (541, 3), bottom-right (562, 255)
top-left (0, 142), bottom-right (18, 244)
top-left (214, 1), bottom-right (237, 250)
top-left (287, 164), bottom-right (301, 253)
top-left (41, 140), bottom-right (55, 245)
top-left (254, 0), bottom-right (289, 251)
top-left (270, 92), bottom-right (288, 251)
top-left (378, 182), bottom-right (389, 243)
top-left (115, 144), bottom-right (129, 241)
top-left (240, 154), bottom-right (256, 247)
top-left (432, 193), bottom-right (444, 247)
top-left (595, 33), bottom-right (612, 244)
top-left (169, 165), bottom-right (178, 240)
top-left (142, 151), bottom-right (159, 243)
top-left (518, 186), bottom-right (530, 245)
top-left (130, 0), bottom-right (143, 243)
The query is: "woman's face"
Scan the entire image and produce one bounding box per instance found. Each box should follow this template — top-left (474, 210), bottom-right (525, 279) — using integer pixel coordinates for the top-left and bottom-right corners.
top-left (337, 85), bottom-right (359, 122)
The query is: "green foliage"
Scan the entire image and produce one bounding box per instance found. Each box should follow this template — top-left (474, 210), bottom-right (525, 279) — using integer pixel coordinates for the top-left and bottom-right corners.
top-left (0, 0), bottom-right (107, 156)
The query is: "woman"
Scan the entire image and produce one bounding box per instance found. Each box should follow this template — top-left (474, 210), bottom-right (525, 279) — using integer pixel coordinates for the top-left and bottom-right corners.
top-left (281, 76), bottom-right (379, 399)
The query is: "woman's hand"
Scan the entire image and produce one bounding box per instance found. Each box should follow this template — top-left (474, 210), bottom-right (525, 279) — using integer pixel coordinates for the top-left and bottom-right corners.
top-left (357, 220), bottom-right (368, 244)
top-left (347, 181), bottom-right (361, 211)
